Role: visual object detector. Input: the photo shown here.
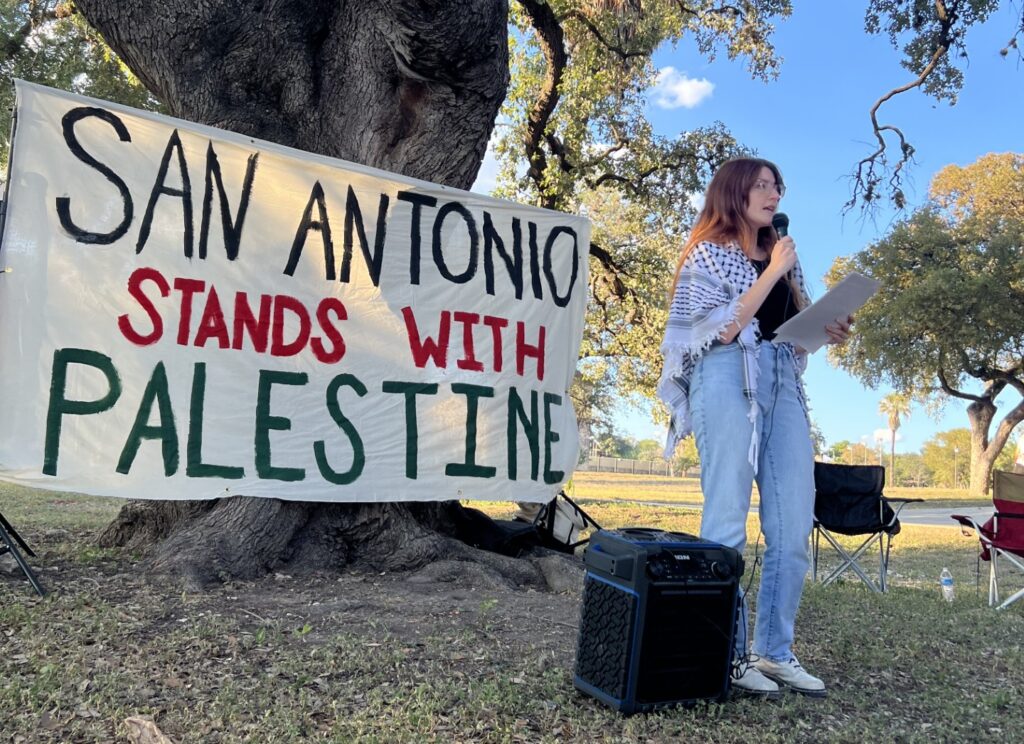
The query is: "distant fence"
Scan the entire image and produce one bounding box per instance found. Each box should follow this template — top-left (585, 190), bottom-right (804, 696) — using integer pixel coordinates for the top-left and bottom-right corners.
top-left (577, 456), bottom-right (696, 477)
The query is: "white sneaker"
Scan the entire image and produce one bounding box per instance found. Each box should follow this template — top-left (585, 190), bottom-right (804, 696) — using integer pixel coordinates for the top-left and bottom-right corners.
top-left (754, 656), bottom-right (827, 697)
top-left (730, 662), bottom-right (781, 698)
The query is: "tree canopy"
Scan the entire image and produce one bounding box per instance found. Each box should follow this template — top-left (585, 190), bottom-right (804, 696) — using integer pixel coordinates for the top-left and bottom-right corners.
top-left (828, 153), bottom-right (1024, 495)
top-left (0, 1), bottom-right (155, 165)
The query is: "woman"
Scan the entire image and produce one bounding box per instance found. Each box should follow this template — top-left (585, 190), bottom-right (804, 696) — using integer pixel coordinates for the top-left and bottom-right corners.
top-left (657, 158), bottom-right (851, 698)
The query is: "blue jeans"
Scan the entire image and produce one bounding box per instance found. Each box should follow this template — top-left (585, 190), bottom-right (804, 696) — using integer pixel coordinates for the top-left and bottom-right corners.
top-left (690, 341), bottom-right (815, 663)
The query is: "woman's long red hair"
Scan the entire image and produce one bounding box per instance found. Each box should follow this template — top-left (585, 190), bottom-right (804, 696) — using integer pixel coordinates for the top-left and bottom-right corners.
top-left (669, 157), bottom-right (802, 307)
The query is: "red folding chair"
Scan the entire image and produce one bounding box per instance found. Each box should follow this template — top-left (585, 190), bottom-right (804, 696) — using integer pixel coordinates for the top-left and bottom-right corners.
top-left (952, 470), bottom-right (1024, 610)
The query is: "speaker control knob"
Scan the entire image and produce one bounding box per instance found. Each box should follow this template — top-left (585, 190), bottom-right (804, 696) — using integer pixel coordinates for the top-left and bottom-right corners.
top-left (710, 561), bottom-right (732, 580)
top-left (647, 558), bottom-right (668, 579)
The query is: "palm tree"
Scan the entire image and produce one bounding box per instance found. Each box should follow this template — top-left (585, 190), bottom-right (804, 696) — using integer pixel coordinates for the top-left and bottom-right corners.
top-left (879, 393), bottom-right (913, 480)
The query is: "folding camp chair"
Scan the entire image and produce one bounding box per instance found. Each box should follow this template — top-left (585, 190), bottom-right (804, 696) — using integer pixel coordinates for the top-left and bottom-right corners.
top-left (0, 510), bottom-right (46, 596)
top-left (810, 462), bottom-right (922, 593)
top-left (952, 470), bottom-right (1024, 610)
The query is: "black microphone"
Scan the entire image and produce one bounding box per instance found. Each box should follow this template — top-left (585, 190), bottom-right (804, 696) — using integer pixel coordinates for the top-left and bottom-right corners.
top-left (770, 212), bottom-right (795, 314)
top-left (771, 212), bottom-right (789, 237)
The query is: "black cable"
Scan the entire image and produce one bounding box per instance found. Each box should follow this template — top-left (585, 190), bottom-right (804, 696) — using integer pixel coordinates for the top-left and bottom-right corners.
top-left (730, 531), bottom-right (763, 678)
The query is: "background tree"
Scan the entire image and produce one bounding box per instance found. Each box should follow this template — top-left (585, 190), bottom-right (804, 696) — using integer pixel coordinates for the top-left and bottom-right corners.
top-left (569, 360), bottom-right (617, 463)
top-left (840, 440), bottom-right (881, 466)
top-left (0, 1), bottom-right (156, 165)
top-left (828, 153), bottom-right (1024, 497)
top-left (593, 433), bottom-right (639, 459)
top-left (878, 392), bottom-right (912, 476)
top-left (494, 1), bottom-right (791, 409)
top-left (922, 428), bottom-right (973, 489)
top-left (893, 452), bottom-right (932, 488)
top-left (633, 438), bottom-right (664, 462)
top-left (670, 434), bottom-right (700, 477)
top-left (826, 440), bottom-right (852, 463)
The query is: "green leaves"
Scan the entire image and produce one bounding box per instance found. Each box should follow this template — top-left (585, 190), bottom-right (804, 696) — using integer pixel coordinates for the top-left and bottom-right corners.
top-left (499, 2), bottom-right (788, 411)
top-left (0, 2), bottom-right (158, 166)
top-left (828, 201), bottom-right (1024, 396)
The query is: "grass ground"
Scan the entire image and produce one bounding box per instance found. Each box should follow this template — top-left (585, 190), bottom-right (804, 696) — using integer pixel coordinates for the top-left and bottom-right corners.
top-left (566, 471), bottom-right (987, 509)
top-left (2, 476), bottom-right (1021, 744)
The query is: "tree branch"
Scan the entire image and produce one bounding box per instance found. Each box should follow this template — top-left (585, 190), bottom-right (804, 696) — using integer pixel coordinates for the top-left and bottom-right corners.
top-left (517, 0), bottom-right (567, 210)
top-left (847, 0), bottom-right (956, 212)
top-left (585, 152), bottom-right (715, 191)
top-left (673, 3), bottom-right (744, 21)
top-left (992, 397), bottom-right (1024, 453)
top-left (560, 10), bottom-right (646, 60)
top-left (936, 365), bottom-right (985, 404)
top-left (987, 366), bottom-right (1024, 398)
top-left (589, 240), bottom-right (628, 277)
top-left (589, 240), bottom-right (642, 308)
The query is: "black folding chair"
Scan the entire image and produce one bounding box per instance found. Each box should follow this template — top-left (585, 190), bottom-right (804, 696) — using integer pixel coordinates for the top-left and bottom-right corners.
top-left (0, 510), bottom-right (46, 596)
top-left (810, 462), bottom-right (922, 593)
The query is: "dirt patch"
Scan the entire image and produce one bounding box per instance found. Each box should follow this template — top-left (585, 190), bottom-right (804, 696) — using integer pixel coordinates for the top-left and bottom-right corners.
top-left (2, 527), bottom-right (594, 742)
top-left (5, 527), bottom-right (585, 663)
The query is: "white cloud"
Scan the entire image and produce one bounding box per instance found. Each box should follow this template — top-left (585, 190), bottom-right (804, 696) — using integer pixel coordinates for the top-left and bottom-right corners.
top-left (651, 67), bottom-right (714, 109)
top-left (873, 428), bottom-right (902, 443)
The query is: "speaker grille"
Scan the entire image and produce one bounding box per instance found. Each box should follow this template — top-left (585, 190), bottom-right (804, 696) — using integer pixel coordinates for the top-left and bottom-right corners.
top-left (636, 586), bottom-right (735, 703)
top-left (575, 576), bottom-right (637, 699)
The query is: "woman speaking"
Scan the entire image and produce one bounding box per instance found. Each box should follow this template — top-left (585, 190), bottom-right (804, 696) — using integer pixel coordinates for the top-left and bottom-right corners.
top-left (658, 158), bottom-right (851, 698)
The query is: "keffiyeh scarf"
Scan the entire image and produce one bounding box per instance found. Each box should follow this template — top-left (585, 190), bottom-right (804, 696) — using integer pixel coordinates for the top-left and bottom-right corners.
top-left (657, 240), bottom-right (811, 472)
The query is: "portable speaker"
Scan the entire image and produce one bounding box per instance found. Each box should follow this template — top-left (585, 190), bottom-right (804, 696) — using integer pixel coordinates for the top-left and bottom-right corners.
top-left (573, 528), bottom-right (743, 713)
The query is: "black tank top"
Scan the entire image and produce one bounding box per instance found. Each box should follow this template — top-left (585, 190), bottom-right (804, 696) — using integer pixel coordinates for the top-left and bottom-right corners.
top-left (750, 258), bottom-right (798, 341)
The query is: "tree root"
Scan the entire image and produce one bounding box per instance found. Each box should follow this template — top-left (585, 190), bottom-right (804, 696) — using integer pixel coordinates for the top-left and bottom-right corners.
top-left (96, 497), bottom-right (582, 592)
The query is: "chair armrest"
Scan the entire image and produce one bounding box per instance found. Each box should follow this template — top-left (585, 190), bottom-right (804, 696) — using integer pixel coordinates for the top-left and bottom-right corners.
top-left (951, 514), bottom-right (996, 544)
top-left (951, 514), bottom-right (982, 530)
top-left (882, 496), bottom-right (925, 525)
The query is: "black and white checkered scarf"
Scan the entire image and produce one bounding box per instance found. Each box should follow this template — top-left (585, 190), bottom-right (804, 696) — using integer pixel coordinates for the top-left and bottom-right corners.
top-left (658, 240), bottom-right (810, 472)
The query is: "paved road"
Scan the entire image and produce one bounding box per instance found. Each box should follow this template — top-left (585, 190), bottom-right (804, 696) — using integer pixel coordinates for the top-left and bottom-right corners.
top-left (611, 499), bottom-right (992, 529)
top-left (898, 506), bottom-right (990, 528)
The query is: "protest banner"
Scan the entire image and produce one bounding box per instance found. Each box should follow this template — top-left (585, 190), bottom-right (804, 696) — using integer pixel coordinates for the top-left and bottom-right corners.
top-left (0, 82), bottom-right (589, 503)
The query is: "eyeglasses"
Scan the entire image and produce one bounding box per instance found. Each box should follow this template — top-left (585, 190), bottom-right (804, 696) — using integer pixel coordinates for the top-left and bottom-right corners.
top-left (752, 179), bottom-right (785, 197)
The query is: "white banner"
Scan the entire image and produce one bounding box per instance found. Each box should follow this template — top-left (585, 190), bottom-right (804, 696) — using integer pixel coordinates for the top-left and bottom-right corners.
top-left (0, 82), bottom-right (589, 503)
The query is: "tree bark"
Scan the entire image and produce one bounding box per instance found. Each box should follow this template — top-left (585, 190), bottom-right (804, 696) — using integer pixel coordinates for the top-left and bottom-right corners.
top-left (77, 0), bottom-right (559, 588)
top-left (76, 0), bottom-right (508, 190)
top-left (965, 395), bottom-right (1024, 499)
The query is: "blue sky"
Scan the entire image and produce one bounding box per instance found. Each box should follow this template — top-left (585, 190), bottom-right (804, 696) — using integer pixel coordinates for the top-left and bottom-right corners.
top-left (476, 2), bottom-right (1024, 455)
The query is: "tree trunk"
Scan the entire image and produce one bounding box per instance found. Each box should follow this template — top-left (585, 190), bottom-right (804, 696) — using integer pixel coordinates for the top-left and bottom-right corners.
top-left (965, 396), bottom-right (1024, 499)
top-left (76, 0), bottom-right (509, 190)
top-left (77, 0), bottom-right (570, 589)
top-left (889, 431), bottom-right (896, 485)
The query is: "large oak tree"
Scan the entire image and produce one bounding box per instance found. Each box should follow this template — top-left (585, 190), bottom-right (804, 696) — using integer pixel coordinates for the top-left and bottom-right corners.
top-left (0, 0), bottom-right (793, 587)
top-left (1, 0), bottom-right (1020, 582)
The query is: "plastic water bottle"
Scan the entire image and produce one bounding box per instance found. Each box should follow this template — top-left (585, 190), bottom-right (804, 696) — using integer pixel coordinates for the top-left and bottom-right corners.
top-left (940, 567), bottom-right (954, 602)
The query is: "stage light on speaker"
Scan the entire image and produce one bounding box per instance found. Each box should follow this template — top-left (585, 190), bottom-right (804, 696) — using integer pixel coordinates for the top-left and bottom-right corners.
top-left (573, 528), bottom-right (743, 713)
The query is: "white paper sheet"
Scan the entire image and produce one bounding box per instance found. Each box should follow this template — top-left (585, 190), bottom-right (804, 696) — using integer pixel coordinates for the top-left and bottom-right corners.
top-left (772, 272), bottom-right (879, 353)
